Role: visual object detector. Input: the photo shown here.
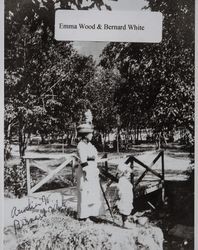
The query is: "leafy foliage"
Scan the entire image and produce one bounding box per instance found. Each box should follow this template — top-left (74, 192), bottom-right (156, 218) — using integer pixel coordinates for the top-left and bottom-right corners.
top-left (15, 214), bottom-right (163, 250)
top-left (100, 0), bottom-right (194, 138)
top-left (4, 0), bottom-right (194, 157)
top-left (5, 0), bottom-right (99, 156)
top-left (4, 164), bottom-right (27, 198)
top-left (85, 66), bottom-right (121, 133)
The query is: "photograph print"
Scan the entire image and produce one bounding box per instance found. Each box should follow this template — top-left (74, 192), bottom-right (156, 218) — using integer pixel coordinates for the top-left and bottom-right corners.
top-left (4, 0), bottom-right (195, 249)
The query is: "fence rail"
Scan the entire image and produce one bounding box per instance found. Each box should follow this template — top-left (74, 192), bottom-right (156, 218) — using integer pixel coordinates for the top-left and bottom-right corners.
top-left (23, 154), bottom-right (74, 195)
top-left (126, 150), bottom-right (165, 202)
top-left (23, 151), bottom-right (165, 204)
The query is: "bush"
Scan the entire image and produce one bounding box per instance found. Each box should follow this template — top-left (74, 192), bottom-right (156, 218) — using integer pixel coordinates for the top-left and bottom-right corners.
top-left (184, 162), bottom-right (194, 190)
top-left (4, 163), bottom-right (27, 198)
top-left (4, 141), bottom-right (12, 160)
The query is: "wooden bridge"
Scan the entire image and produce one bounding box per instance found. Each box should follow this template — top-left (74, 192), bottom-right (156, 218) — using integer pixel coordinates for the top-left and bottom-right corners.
top-left (23, 151), bottom-right (165, 205)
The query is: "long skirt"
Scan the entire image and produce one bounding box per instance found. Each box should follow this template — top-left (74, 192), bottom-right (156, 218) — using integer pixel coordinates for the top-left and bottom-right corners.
top-left (76, 163), bottom-right (105, 219)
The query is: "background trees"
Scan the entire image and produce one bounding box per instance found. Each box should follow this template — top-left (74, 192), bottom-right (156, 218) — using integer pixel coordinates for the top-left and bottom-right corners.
top-left (99, 0), bottom-right (194, 144)
top-left (5, 31), bottom-right (96, 156)
top-left (85, 67), bottom-right (121, 135)
top-left (146, 0), bottom-right (194, 137)
top-left (5, 0), bottom-right (194, 157)
top-left (5, 0), bottom-right (100, 156)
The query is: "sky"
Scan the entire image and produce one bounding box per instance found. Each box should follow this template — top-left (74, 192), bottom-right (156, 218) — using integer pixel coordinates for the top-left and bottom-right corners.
top-left (73, 0), bottom-right (149, 61)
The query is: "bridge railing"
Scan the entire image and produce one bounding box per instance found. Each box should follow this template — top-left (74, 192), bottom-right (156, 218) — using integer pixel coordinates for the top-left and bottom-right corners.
top-left (23, 153), bottom-right (108, 195)
top-left (23, 151), bottom-right (165, 204)
top-left (99, 151), bottom-right (165, 205)
top-left (23, 154), bottom-right (75, 195)
top-left (126, 150), bottom-right (165, 202)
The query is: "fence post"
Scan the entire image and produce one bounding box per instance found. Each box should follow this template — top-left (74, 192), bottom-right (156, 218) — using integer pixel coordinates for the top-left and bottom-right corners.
top-left (71, 156), bottom-right (75, 185)
top-left (130, 157), bottom-right (134, 186)
top-left (161, 150), bottom-right (165, 203)
top-left (26, 159), bottom-right (31, 195)
top-left (129, 157), bottom-right (135, 198)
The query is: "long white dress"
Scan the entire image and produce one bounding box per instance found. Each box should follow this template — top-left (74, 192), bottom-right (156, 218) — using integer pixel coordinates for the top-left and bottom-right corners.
top-left (116, 176), bottom-right (133, 216)
top-left (76, 140), bottom-right (105, 219)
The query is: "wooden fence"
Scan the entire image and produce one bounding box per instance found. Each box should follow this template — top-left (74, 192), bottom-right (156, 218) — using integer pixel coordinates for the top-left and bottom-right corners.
top-left (126, 150), bottom-right (165, 202)
top-left (23, 151), bottom-right (165, 204)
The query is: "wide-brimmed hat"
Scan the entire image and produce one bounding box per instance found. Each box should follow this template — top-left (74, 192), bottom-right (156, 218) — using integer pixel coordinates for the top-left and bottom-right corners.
top-left (77, 123), bottom-right (94, 134)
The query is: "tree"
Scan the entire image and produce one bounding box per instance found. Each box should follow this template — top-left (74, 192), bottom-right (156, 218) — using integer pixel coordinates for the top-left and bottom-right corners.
top-left (5, 0), bottom-right (120, 157)
top-left (85, 66), bottom-right (121, 136)
top-left (100, 42), bottom-right (163, 141)
top-left (5, 30), bottom-right (96, 156)
top-left (100, 0), bottom-right (194, 144)
top-left (5, 0), bottom-right (115, 40)
top-left (145, 0), bottom-right (194, 136)
top-left (5, 20), bottom-right (96, 157)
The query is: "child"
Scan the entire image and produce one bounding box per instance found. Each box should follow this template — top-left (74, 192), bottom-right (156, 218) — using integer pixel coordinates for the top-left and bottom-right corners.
top-left (116, 162), bottom-right (134, 228)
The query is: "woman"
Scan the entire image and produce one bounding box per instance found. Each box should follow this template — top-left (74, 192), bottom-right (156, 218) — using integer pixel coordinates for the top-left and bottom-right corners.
top-left (76, 123), bottom-right (105, 220)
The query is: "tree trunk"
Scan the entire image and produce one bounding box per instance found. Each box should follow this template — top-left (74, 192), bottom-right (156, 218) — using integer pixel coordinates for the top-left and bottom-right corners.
top-left (135, 127), bottom-right (139, 144)
top-left (40, 134), bottom-right (45, 144)
top-left (101, 132), bottom-right (105, 152)
top-left (19, 124), bottom-right (29, 158)
top-left (116, 127), bottom-right (120, 154)
top-left (6, 123), bottom-right (12, 141)
top-left (140, 129), bottom-right (142, 141)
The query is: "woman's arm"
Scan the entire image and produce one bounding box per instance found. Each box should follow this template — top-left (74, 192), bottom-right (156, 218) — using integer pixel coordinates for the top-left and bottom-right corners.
top-left (77, 142), bottom-right (88, 167)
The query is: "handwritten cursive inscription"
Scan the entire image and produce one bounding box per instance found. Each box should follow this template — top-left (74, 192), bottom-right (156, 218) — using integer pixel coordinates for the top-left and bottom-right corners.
top-left (11, 196), bottom-right (49, 218)
top-left (11, 195), bottom-right (66, 235)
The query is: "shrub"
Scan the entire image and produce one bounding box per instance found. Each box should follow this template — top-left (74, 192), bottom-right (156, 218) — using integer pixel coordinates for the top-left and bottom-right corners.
top-left (184, 161), bottom-right (194, 190)
top-left (4, 141), bottom-right (12, 160)
top-left (4, 163), bottom-right (27, 198)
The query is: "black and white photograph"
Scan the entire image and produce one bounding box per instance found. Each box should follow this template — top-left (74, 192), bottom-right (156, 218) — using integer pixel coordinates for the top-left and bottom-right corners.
top-left (3, 0), bottom-right (195, 249)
